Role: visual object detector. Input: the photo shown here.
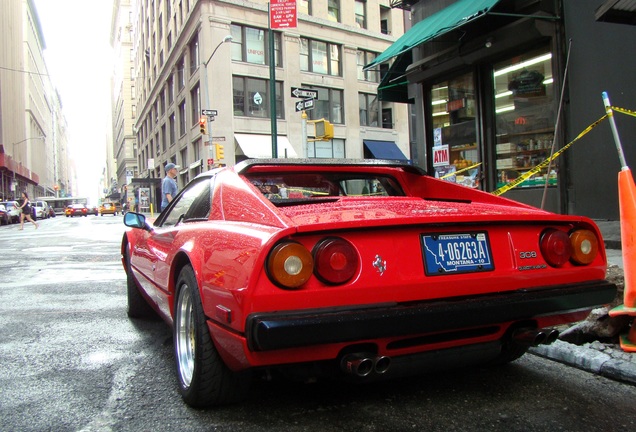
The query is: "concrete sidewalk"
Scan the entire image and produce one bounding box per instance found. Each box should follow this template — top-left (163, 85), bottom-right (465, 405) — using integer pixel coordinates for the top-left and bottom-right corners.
top-left (530, 219), bottom-right (636, 385)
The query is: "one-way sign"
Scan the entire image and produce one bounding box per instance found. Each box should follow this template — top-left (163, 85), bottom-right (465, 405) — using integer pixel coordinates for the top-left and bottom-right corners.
top-left (202, 109), bottom-right (218, 116)
top-left (291, 87), bottom-right (318, 100)
top-left (295, 98), bottom-right (314, 112)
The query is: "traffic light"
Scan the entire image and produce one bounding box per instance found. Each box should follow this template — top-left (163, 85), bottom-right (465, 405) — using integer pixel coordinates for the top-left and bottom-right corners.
top-left (199, 117), bottom-right (207, 135)
top-left (215, 144), bottom-right (225, 160)
top-left (314, 119), bottom-right (334, 141)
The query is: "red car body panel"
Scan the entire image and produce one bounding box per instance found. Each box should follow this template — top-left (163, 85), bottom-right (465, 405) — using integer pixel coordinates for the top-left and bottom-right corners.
top-left (123, 160), bottom-right (615, 375)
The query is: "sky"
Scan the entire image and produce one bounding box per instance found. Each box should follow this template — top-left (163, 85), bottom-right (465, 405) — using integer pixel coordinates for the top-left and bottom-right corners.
top-left (33, 0), bottom-right (115, 205)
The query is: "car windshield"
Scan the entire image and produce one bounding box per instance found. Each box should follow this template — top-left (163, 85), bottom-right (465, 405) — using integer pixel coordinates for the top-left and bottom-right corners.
top-left (244, 172), bottom-right (405, 205)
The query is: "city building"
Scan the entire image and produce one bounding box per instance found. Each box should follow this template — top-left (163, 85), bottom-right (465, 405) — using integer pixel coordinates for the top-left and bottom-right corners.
top-left (369, 0), bottom-right (636, 220)
top-left (110, 0), bottom-right (138, 206)
top-left (0, 0), bottom-right (70, 201)
top-left (124, 0), bottom-right (411, 210)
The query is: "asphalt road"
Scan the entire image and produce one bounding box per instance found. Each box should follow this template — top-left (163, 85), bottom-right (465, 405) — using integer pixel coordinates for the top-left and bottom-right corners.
top-left (1, 215), bottom-right (635, 432)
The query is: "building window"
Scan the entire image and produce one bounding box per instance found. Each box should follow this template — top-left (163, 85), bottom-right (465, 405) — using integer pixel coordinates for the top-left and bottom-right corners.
top-left (298, 0), bottom-right (311, 15)
top-left (178, 100), bottom-right (186, 136)
top-left (161, 124), bottom-right (167, 152)
top-left (430, 72), bottom-right (480, 187)
top-left (382, 108), bottom-right (393, 129)
top-left (159, 89), bottom-right (165, 115)
top-left (307, 138), bottom-right (345, 158)
top-left (493, 47), bottom-right (556, 189)
top-left (189, 34), bottom-right (199, 74)
top-left (230, 24), bottom-right (281, 66)
top-left (359, 93), bottom-right (379, 127)
top-left (132, 105), bottom-right (137, 119)
top-left (328, 0), bottom-right (340, 22)
top-left (304, 85), bottom-right (343, 124)
top-left (167, 76), bottom-right (174, 105)
top-left (169, 113), bottom-right (176, 145)
top-left (357, 50), bottom-right (379, 82)
top-left (177, 57), bottom-right (185, 90)
top-left (355, 0), bottom-right (366, 29)
top-left (300, 38), bottom-right (341, 76)
top-left (380, 6), bottom-right (390, 35)
top-left (232, 76), bottom-right (284, 119)
top-left (190, 84), bottom-right (200, 126)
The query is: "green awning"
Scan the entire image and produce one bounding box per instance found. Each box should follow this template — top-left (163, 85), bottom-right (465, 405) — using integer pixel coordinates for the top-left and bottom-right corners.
top-left (377, 51), bottom-right (412, 103)
top-left (364, 0), bottom-right (501, 71)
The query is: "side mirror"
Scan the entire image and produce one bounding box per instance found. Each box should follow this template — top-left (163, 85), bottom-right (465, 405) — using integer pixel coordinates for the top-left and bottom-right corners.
top-left (124, 212), bottom-right (151, 231)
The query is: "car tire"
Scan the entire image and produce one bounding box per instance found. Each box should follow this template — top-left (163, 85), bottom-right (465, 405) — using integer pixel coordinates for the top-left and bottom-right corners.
top-left (174, 265), bottom-right (251, 407)
top-left (125, 243), bottom-right (156, 319)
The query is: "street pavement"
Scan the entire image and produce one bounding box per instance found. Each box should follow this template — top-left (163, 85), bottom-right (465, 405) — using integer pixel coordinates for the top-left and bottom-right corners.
top-left (530, 220), bottom-right (636, 386)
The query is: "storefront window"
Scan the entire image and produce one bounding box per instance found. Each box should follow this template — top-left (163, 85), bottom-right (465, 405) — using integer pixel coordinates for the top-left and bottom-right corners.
top-left (430, 72), bottom-right (481, 189)
top-left (493, 47), bottom-right (556, 189)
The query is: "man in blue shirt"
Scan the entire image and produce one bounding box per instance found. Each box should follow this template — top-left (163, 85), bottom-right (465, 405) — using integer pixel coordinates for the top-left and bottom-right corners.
top-left (161, 162), bottom-right (180, 211)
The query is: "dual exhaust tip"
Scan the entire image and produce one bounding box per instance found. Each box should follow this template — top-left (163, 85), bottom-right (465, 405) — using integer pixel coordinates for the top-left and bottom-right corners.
top-left (512, 328), bottom-right (560, 347)
top-left (341, 353), bottom-right (391, 377)
top-left (340, 327), bottom-right (558, 376)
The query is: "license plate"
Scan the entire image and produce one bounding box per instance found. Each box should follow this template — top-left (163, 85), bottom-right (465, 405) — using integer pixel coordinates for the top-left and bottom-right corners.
top-left (422, 232), bottom-right (494, 275)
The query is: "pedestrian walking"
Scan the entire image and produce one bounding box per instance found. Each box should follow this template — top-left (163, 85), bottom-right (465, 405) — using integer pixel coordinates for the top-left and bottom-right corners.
top-left (18, 191), bottom-right (38, 230)
top-left (161, 162), bottom-right (180, 211)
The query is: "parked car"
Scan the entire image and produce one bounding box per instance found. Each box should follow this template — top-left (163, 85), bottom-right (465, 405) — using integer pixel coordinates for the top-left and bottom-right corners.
top-left (99, 202), bottom-right (118, 216)
top-left (0, 201), bottom-right (20, 223)
top-left (0, 205), bottom-right (11, 225)
top-left (32, 201), bottom-right (50, 219)
top-left (66, 204), bottom-right (87, 217)
top-left (122, 159), bottom-right (616, 408)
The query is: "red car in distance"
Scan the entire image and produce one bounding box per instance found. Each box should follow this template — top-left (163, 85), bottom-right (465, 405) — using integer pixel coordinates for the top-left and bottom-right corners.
top-left (122, 159), bottom-right (616, 407)
top-left (66, 204), bottom-right (88, 217)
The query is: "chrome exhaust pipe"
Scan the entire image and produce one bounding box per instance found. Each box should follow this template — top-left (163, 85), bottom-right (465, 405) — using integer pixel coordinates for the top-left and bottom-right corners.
top-left (374, 356), bottom-right (392, 374)
top-left (512, 328), bottom-right (547, 346)
top-left (544, 329), bottom-right (560, 345)
top-left (341, 354), bottom-right (374, 377)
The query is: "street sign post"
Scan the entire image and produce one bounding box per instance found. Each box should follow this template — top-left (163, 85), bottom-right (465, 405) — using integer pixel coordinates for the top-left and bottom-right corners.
top-left (291, 87), bottom-right (318, 100)
top-left (295, 98), bottom-right (314, 112)
top-left (270, 0), bottom-right (297, 29)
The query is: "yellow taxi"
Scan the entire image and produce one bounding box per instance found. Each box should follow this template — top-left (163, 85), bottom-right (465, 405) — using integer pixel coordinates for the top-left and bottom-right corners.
top-left (99, 202), bottom-right (119, 216)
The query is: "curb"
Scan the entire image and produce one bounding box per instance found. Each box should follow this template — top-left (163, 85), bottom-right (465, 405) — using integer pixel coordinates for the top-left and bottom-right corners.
top-left (530, 340), bottom-right (636, 385)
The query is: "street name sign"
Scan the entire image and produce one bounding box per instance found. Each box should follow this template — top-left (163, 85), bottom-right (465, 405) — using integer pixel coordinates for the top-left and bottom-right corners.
top-left (291, 87), bottom-right (318, 100)
top-left (295, 98), bottom-right (314, 112)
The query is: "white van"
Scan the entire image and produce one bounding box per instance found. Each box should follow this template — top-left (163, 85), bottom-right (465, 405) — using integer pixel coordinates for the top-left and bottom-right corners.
top-left (32, 201), bottom-right (50, 219)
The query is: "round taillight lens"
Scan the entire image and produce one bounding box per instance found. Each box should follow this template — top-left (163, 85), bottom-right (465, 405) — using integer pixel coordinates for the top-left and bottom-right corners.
top-left (540, 229), bottom-right (572, 267)
top-left (267, 242), bottom-right (314, 289)
top-left (313, 238), bottom-right (359, 284)
top-left (570, 229), bottom-right (599, 265)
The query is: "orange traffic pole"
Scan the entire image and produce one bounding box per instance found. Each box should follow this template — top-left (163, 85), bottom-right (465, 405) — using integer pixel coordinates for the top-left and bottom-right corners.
top-left (604, 92), bottom-right (636, 352)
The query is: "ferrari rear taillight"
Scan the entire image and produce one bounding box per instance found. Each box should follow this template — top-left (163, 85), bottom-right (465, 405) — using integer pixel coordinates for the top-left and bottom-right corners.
top-left (540, 228), bottom-right (600, 267)
top-left (313, 238), bottom-right (359, 284)
top-left (267, 242), bottom-right (314, 289)
top-left (569, 229), bottom-right (599, 265)
top-left (540, 229), bottom-right (572, 267)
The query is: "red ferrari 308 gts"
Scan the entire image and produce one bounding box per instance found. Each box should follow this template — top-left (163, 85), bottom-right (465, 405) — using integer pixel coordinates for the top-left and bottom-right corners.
top-left (122, 159), bottom-right (616, 407)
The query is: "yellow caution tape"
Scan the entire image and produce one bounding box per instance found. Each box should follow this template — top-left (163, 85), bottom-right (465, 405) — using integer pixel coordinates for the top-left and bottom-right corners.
top-left (610, 106), bottom-right (636, 118)
top-left (492, 114), bottom-right (608, 196)
top-left (440, 162), bottom-right (482, 179)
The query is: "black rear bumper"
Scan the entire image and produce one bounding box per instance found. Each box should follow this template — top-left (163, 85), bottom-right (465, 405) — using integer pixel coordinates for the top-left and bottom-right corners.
top-left (246, 281), bottom-right (616, 351)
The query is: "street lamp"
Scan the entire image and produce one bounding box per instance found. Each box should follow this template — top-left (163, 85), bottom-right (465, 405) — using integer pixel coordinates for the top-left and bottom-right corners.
top-left (12, 135), bottom-right (45, 198)
top-left (202, 35), bottom-right (232, 168)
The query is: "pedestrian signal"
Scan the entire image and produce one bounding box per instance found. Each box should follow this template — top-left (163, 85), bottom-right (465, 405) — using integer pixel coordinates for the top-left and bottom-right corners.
top-left (199, 117), bottom-right (207, 135)
top-left (314, 119), bottom-right (334, 141)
